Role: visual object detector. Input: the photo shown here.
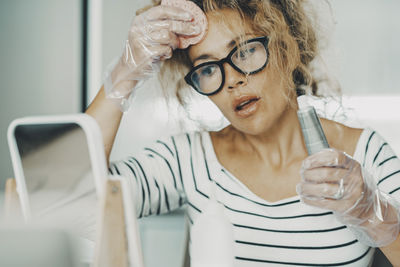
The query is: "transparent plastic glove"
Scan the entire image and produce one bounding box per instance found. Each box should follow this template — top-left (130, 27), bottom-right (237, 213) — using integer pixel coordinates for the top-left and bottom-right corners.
top-left (297, 148), bottom-right (400, 247)
top-left (103, 5), bottom-right (201, 111)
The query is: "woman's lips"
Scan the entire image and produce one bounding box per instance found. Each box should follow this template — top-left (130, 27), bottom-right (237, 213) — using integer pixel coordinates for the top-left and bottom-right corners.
top-left (233, 96), bottom-right (261, 118)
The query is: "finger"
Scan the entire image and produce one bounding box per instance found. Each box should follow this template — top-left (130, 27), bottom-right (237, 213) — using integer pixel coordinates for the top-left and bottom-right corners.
top-left (159, 46), bottom-right (173, 60)
top-left (297, 181), bottom-right (343, 200)
top-left (146, 45), bottom-right (173, 61)
top-left (297, 179), bottom-right (364, 213)
top-left (299, 194), bottom-right (357, 213)
top-left (300, 195), bottom-right (339, 211)
top-left (302, 149), bottom-right (352, 170)
top-left (146, 5), bottom-right (193, 22)
top-left (146, 27), bottom-right (179, 48)
top-left (145, 20), bottom-right (201, 37)
top-left (301, 166), bottom-right (351, 183)
top-left (169, 20), bottom-right (201, 36)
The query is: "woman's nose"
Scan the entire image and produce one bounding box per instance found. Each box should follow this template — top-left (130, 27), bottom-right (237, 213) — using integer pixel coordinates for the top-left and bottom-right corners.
top-left (223, 63), bottom-right (247, 90)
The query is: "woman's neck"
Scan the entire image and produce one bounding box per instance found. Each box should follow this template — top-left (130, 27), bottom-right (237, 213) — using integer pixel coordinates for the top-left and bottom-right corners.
top-left (217, 106), bottom-right (308, 169)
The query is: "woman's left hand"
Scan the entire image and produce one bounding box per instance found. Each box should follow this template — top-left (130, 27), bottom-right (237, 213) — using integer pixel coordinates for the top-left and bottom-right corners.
top-left (296, 149), bottom-right (364, 213)
top-left (297, 148), bottom-right (400, 247)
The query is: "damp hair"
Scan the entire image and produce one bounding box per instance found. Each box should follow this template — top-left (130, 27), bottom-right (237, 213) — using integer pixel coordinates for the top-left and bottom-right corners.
top-left (139, 0), bottom-right (340, 111)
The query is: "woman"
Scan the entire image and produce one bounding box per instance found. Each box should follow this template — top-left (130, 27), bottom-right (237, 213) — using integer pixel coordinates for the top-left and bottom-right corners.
top-left (87, 0), bottom-right (400, 265)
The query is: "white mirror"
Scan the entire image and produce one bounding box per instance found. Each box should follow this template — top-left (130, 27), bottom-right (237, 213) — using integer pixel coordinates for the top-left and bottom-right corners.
top-left (7, 114), bottom-right (108, 241)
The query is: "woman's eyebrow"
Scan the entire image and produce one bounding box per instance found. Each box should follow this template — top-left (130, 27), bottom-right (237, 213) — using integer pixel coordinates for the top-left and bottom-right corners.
top-left (227, 36), bottom-right (242, 48)
top-left (193, 54), bottom-right (213, 64)
top-left (227, 34), bottom-right (252, 48)
top-left (192, 35), bottom-right (250, 64)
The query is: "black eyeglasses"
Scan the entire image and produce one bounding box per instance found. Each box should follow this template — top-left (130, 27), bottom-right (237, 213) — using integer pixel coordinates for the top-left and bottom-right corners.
top-left (184, 36), bottom-right (269, 96)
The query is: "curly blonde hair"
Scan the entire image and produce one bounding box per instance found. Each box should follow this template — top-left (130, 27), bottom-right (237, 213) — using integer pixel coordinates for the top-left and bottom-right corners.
top-left (140, 0), bottom-right (337, 110)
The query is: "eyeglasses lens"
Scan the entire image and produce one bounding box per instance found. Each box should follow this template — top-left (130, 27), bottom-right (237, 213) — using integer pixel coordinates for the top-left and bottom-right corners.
top-left (231, 42), bottom-right (267, 73)
top-left (191, 40), bottom-right (267, 94)
top-left (191, 64), bottom-right (222, 95)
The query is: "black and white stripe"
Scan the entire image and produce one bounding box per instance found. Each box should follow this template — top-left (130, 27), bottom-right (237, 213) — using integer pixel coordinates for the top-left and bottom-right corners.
top-left (109, 128), bottom-right (399, 266)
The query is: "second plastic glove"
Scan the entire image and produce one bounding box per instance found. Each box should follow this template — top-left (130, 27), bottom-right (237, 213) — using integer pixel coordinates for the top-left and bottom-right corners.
top-left (297, 148), bottom-right (400, 247)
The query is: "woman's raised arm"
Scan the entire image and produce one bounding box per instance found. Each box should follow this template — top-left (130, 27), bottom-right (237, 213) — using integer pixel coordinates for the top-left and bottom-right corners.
top-left (85, 85), bottom-right (124, 162)
top-left (85, 5), bottom-right (200, 162)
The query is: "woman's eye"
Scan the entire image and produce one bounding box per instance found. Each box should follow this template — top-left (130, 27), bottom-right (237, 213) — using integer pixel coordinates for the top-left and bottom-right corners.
top-left (248, 47), bottom-right (256, 53)
top-left (236, 46), bottom-right (256, 60)
top-left (201, 65), bottom-right (216, 76)
top-left (192, 73), bottom-right (199, 84)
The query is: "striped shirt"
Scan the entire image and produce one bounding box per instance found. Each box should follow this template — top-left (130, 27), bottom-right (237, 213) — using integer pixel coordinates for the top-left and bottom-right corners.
top-left (109, 128), bottom-right (400, 266)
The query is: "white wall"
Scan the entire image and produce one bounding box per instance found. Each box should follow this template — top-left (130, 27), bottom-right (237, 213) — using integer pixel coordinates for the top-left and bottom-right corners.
top-left (330, 0), bottom-right (400, 95)
top-left (0, 0), bottom-right (83, 190)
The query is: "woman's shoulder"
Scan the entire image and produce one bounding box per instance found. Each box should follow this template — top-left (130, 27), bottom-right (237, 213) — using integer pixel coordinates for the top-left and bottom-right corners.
top-left (154, 130), bottom-right (208, 147)
top-left (321, 118), bottom-right (365, 157)
top-left (135, 131), bottom-right (208, 160)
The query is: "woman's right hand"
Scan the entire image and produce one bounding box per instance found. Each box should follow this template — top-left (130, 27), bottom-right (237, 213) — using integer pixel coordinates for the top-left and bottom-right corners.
top-left (104, 5), bottom-right (201, 110)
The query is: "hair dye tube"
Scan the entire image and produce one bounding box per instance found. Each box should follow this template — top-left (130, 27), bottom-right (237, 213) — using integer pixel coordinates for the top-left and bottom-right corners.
top-left (297, 106), bottom-right (329, 155)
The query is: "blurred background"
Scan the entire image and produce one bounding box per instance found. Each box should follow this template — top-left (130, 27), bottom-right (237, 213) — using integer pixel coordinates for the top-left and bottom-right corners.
top-left (0, 0), bottom-right (399, 266)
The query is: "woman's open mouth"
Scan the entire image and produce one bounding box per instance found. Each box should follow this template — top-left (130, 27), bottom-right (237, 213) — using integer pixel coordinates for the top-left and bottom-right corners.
top-left (233, 96), bottom-right (261, 118)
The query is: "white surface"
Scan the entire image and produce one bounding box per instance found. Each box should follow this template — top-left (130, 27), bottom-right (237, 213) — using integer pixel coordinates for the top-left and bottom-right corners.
top-left (190, 190), bottom-right (234, 267)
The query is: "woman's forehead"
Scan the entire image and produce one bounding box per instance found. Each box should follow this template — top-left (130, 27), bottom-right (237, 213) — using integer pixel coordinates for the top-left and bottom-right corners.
top-left (188, 9), bottom-right (254, 60)
top-left (207, 9), bottom-right (252, 37)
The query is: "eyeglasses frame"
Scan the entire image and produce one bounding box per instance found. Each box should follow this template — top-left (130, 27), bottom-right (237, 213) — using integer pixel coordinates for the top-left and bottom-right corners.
top-left (184, 36), bottom-right (270, 96)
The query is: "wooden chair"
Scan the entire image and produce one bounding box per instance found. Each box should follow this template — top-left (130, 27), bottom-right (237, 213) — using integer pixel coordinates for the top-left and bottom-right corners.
top-left (92, 179), bottom-right (129, 267)
top-left (3, 178), bottom-right (22, 222)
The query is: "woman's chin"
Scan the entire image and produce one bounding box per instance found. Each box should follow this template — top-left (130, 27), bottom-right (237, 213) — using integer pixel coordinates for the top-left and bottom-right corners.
top-left (230, 119), bottom-right (274, 136)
